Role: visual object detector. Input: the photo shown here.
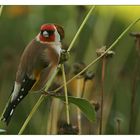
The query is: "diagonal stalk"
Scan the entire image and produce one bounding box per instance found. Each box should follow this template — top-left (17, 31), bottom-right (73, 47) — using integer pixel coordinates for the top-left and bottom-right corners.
top-left (18, 95), bottom-right (44, 134)
top-left (67, 5), bottom-right (96, 52)
top-left (53, 17), bottom-right (140, 93)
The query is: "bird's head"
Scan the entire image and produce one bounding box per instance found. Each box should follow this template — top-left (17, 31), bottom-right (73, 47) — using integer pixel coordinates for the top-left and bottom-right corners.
top-left (38, 24), bottom-right (64, 43)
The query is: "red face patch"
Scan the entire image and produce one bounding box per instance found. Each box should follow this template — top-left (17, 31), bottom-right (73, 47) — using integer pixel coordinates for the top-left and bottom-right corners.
top-left (40, 24), bottom-right (55, 31)
top-left (39, 24), bottom-right (55, 42)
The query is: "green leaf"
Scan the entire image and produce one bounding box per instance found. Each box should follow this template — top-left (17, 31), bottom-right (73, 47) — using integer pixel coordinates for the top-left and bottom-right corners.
top-left (53, 95), bottom-right (96, 123)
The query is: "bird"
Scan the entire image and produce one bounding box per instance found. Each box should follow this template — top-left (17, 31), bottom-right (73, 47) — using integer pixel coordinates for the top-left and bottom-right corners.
top-left (0, 23), bottom-right (64, 125)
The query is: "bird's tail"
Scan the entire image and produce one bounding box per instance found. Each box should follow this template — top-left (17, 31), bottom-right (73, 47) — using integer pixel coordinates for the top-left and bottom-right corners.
top-left (1, 101), bottom-right (16, 125)
top-left (1, 75), bottom-right (36, 125)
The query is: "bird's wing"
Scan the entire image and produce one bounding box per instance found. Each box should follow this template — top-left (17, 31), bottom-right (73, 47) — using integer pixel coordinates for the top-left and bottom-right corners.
top-left (1, 39), bottom-right (46, 124)
top-left (31, 43), bottom-right (61, 91)
top-left (16, 39), bottom-right (46, 83)
top-left (31, 63), bottom-right (57, 91)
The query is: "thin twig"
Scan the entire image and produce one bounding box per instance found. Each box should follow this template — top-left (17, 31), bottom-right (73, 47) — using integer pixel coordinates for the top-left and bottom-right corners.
top-left (53, 17), bottom-right (140, 93)
top-left (99, 57), bottom-right (106, 134)
top-left (61, 64), bottom-right (70, 124)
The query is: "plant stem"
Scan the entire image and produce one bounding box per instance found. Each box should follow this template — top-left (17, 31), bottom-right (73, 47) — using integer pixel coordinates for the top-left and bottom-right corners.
top-left (46, 101), bottom-right (53, 134)
top-left (116, 119), bottom-right (121, 134)
top-left (61, 64), bottom-right (70, 124)
top-left (67, 5), bottom-right (96, 52)
top-left (81, 79), bottom-right (86, 98)
top-left (129, 59), bottom-right (139, 134)
top-left (129, 34), bottom-right (140, 134)
top-left (53, 17), bottom-right (140, 93)
top-left (51, 99), bottom-right (61, 134)
top-left (77, 108), bottom-right (82, 134)
top-left (76, 78), bottom-right (84, 134)
top-left (99, 56), bottom-right (106, 135)
top-left (0, 5), bottom-right (3, 16)
top-left (18, 68), bottom-right (59, 135)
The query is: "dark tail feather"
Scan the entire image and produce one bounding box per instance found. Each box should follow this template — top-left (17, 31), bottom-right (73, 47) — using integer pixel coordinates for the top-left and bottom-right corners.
top-left (1, 75), bottom-right (36, 125)
top-left (1, 102), bottom-right (16, 125)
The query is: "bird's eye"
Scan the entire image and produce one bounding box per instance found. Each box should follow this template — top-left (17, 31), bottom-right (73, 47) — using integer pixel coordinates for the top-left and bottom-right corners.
top-left (42, 30), bottom-right (49, 37)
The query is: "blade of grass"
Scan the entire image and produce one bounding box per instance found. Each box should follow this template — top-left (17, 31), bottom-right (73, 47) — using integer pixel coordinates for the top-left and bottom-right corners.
top-left (0, 5), bottom-right (3, 16)
top-left (53, 17), bottom-right (140, 93)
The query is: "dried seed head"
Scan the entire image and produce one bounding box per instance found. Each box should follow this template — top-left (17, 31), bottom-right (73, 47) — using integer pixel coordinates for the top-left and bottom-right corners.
top-left (73, 62), bottom-right (86, 76)
top-left (58, 121), bottom-right (79, 134)
top-left (115, 117), bottom-right (121, 123)
top-left (85, 71), bottom-right (95, 81)
top-left (130, 32), bottom-right (140, 56)
top-left (90, 100), bottom-right (100, 112)
top-left (96, 46), bottom-right (115, 58)
top-left (114, 112), bottom-right (124, 123)
top-left (130, 32), bottom-right (140, 38)
top-left (96, 46), bottom-right (106, 56)
top-left (106, 50), bottom-right (115, 58)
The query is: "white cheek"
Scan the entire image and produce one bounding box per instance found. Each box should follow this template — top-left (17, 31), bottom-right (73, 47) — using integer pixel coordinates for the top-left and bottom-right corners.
top-left (56, 44), bottom-right (62, 56)
top-left (54, 26), bottom-right (60, 42)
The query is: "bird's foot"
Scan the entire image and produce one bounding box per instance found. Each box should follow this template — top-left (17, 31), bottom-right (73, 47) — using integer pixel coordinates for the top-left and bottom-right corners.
top-left (59, 49), bottom-right (70, 64)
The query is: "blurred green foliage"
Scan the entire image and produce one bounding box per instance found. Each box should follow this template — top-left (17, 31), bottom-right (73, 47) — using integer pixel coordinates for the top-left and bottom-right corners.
top-left (0, 5), bottom-right (140, 134)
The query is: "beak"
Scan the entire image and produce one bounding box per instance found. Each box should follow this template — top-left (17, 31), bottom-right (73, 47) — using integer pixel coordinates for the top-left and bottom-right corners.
top-left (42, 31), bottom-right (49, 37)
